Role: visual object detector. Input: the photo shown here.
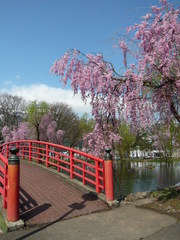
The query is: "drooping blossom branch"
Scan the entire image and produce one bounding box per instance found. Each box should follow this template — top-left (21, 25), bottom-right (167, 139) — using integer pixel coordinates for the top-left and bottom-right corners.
top-left (51, 0), bottom-right (180, 156)
top-left (119, 0), bottom-right (180, 123)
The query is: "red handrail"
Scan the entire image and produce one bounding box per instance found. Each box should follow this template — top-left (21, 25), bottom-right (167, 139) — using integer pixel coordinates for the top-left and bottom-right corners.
top-left (0, 152), bottom-right (8, 209)
top-left (1, 140), bottom-right (105, 194)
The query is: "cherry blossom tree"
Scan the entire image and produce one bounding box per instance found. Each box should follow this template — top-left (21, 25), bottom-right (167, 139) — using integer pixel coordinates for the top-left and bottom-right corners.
top-left (51, 0), bottom-right (180, 156)
top-left (2, 126), bottom-right (13, 143)
top-left (51, 50), bottom-right (122, 156)
top-left (2, 122), bottom-right (35, 143)
top-left (2, 116), bottom-right (64, 145)
top-left (118, 0), bottom-right (180, 124)
top-left (12, 122), bottom-right (34, 141)
top-left (39, 113), bottom-right (64, 144)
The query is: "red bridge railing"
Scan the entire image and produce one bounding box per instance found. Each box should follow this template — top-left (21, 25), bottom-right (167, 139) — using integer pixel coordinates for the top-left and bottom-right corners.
top-left (1, 140), bottom-right (105, 194)
top-left (0, 140), bottom-right (114, 222)
top-left (0, 153), bottom-right (8, 209)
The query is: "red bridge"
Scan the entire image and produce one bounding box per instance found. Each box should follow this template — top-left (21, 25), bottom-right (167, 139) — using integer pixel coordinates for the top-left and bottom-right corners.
top-left (0, 140), bottom-right (114, 227)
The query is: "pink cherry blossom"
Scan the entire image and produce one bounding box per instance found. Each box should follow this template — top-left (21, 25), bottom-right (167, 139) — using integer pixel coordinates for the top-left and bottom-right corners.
top-left (51, 0), bottom-right (180, 156)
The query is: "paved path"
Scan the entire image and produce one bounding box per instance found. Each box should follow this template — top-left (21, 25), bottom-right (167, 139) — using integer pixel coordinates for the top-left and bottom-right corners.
top-left (19, 160), bottom-right (108, 226)
top-left (1, 203), bottom-right (179, 240)
top-left (1, 160), bottom-right (179, 240)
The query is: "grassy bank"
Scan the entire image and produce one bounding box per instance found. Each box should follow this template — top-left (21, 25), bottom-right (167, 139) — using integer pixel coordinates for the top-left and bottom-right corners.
top-left (141, 187), bottom-right (180, 220)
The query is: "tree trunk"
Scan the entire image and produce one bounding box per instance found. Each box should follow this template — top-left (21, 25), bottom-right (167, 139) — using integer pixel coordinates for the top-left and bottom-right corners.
top-left (170, 100), bottom-right (180, 123)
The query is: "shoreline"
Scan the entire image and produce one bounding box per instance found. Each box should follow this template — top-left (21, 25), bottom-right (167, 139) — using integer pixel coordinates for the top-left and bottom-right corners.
top-left (123, 186), bottom-right (180, 220)
top-left (115, 158), bottom-right (180, 163)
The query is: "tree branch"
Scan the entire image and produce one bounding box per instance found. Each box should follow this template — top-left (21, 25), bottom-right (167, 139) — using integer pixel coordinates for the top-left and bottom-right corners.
top-left (170, 100), bottom-right (180, 123)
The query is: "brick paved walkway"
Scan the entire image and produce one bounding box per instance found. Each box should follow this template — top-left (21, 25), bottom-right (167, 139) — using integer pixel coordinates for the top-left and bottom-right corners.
top-left (20, 161), bottom-right (108, 227)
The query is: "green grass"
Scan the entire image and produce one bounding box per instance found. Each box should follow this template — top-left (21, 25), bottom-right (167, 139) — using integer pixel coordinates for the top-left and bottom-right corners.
top-left (151, 187), bottom-right (180, 201)
top-left (0, 213), bottom-right (8, 233)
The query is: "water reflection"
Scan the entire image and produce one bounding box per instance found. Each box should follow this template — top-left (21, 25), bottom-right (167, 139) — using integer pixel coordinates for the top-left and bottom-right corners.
top-left (113, 161), bottom-right (180, 197)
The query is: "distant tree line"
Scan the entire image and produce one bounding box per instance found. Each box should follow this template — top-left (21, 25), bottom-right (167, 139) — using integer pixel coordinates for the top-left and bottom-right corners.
top-left (0, 92), bottom-right (179, 159)
top-left (0, 92), bottom-right (94, 148)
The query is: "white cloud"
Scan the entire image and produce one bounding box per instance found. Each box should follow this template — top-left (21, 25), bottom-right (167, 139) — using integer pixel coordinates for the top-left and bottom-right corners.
top-left (1, 84), bottom-right (91, 116)
top-left (4, 80), bottom-right (12, 85)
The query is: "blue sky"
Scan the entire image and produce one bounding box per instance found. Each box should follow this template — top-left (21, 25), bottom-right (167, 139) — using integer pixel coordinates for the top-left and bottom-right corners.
top-left (0, 0), bottom-right (178, 115)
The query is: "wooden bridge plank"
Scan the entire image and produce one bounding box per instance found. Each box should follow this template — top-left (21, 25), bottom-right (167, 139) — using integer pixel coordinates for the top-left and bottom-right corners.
top-left (20, 160), bottom-right (108, 226)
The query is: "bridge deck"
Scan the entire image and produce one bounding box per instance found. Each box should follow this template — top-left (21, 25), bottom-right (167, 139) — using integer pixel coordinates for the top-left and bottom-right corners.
top-left (20, 160), bottom-right (108, 226)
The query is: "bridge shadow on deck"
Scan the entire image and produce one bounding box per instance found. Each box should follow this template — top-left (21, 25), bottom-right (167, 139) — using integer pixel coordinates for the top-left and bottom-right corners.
top-left (20, 187), bottom-right (51, 222)
top-left (16, 192), bottom-right (101, 240)
top-left (20, 160), bottom-right (107, 227)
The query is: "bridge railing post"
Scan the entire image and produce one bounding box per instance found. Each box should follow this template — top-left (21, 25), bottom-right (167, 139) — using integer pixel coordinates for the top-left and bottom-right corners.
top-left (7, 147), bottom-right (20, 222)
top-left (95, 161), bottom-right (100, 193)
top-left (16, 142), bottom-right (19, 155)
top-left (104, 149), bottom-right (114, 202)
top-left (6, 144), bottom-right (9, 159)
top-left (29, 142), bottom-right (32, 162)
top-left (3, 164), bottom-right (8, 209)
top-left (46, 144), bottom-right (49, 168)
top-left (70, 151), bottom-right (74, 179)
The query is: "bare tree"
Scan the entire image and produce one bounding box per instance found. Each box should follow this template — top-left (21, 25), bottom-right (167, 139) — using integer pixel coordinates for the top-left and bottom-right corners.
top-left (49, 103), bottom-right (81, 147)
top-left (0, 93), bottom-right (26, 128)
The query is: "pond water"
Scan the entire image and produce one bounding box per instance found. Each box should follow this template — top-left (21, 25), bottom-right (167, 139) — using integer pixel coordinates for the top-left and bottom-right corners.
top-left (113, 161), bottom-right (180, 197)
